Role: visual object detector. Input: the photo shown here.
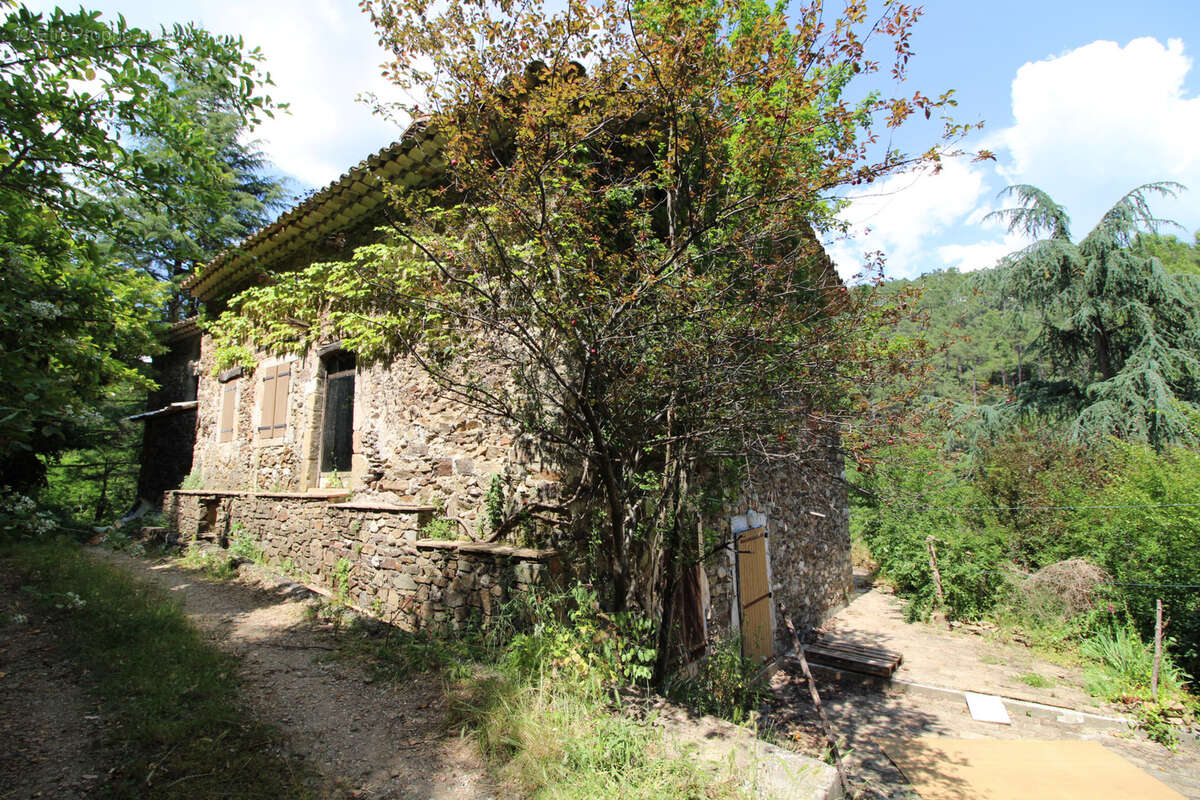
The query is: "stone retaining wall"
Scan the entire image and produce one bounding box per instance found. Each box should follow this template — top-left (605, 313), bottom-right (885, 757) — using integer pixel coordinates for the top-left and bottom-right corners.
top-left (164, 489), bottom-right (561, 630)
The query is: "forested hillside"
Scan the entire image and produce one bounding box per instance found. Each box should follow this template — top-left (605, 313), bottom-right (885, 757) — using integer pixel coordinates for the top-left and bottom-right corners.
top-left (879, 232), bottom-right (1200, 407)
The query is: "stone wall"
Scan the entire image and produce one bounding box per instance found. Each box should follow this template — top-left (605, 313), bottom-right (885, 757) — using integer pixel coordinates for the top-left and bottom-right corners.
top-left (164, 489), bottom-right (561, 629)
top-left (702, 448), bottom-right (852, 654)
top-left (186, 334), bottom-right (558, 535)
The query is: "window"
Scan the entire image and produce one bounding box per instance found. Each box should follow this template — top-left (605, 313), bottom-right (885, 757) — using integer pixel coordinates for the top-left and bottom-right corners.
top-left (218, 380), bottom-right (237, 443)
top-left (257, 362), bottom-right (292, 439)
top-left (320, 352), bottom-right (355, 473)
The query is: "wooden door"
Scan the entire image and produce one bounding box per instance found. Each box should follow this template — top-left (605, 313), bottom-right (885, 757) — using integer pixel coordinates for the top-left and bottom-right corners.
top-left (736, 525), bottom-right (773, 663)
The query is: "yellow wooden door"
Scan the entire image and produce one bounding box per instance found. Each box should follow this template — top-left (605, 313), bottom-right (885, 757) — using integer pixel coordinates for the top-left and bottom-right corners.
top-left (736, 525), bottom-right (773, 663)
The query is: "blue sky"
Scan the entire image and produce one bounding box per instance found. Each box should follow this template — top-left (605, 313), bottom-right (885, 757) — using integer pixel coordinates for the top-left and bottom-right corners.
top-left (25, 0), bottom-right (1200, 280)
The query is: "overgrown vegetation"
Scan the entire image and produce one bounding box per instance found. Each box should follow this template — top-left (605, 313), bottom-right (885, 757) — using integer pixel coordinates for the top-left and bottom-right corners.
top-left (665, 635), bottom-right (766, 724)
top-left (208, 0), bottom-right (971, 687)
top-left (318, 582), bottom-right (757, 797)
top-left (5, 538), bottom-right (315, 798)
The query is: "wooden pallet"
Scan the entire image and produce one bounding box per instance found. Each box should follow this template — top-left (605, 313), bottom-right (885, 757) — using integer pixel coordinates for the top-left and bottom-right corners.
top-left (801, 635), bottom-right (903, 678)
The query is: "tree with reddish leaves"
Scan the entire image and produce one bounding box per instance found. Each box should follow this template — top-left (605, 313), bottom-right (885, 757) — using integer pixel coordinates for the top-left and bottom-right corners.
top-left (215, 0), bottom-right (967, 677)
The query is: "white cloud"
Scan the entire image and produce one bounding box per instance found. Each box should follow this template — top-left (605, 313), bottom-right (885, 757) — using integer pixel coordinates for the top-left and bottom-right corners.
top-left (936, 232), bottom-right (1030, 273)
top-left (995, 37), bottom-right (1200, 235)
top-left (830, 36), bottom-right (1200, 282)
top-left (190, 0), bottom-right (410, 189)
top-left (827, 159), bottom-right (991, 280)
top-left (24, 0), bottom-right (411, 191)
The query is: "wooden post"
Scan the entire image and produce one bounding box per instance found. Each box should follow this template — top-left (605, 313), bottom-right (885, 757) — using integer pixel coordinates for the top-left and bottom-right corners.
top-left (1151, 598), bottom-right (1163, 701)
top-left (925, 536), bottom-right (949, 628)
top-left (779, 601), bottom-right (851, 798)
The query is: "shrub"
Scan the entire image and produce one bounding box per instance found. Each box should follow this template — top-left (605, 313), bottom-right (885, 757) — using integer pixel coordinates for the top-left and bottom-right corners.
top-left (665, 635), bottom-right (765, 723)
top-left (854, 444), bottom-right (1007, 620)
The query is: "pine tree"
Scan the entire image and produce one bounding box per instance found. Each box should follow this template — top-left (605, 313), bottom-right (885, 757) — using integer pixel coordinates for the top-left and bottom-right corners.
top-left (101, 65), bottom-right (288, 321)
top-left (989, 183), bottom-right (1200, 446)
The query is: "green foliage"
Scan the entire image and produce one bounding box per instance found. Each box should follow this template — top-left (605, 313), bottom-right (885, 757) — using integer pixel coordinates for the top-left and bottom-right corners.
top-left (178, 542), bottom-right (239, 581)
top-left (876, 268), bottom-right (1038, 405)
top-left (211, 343), bottom-right (258, 374)
top-left (0, 3), bottom-right (280, 492)
top-left (0, 487), bottom-right (58, 539)
top-left (1133, 702), bottom-right (1183, 750)
top-left (666, 634), bottom-right (765, 723)
top-left (504, 584), bottom-right (659, 687)
top-left (0, 202), bottom-right (163, 490)
top-left (856, 434), bottom-right (1200, 677)
top-left (853, 443), bottom-right (1007, 620)
top-left (7, 538), bottom-right (315, 798)
top-left (989, 183), bottom-right (1200, 447)
top-left (421, 516), bottom-right (458, 541)
top-left (229, 526), bottom-right (263, 563)
top-left (451, 669), bottom-right (745, 799)
top-left (332, 556), bottom-right (352, 603)
top-left (179, 469), bottom-right (205, 490)
top-left (1015, 672), bottom-right (1053, 689)
top-left (1136, 233), bottom-right (1200, 277)
top-left (485, 474), bottom-right (506, 535)
top-left (1058, 441), bottom-right (1200, 675)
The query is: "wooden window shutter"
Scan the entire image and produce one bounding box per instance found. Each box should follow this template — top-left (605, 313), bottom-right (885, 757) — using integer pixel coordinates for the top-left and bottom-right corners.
top-left (272, 363), bottom-right (291, 438)
top-left (258, 364), bottom-right (277, 437)
top-left (219, 382), bottom-right (237, 443)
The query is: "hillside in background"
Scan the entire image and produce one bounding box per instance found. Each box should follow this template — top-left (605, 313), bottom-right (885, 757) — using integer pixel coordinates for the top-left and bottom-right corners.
top-left (881, 232), bottom-right (1200, 406)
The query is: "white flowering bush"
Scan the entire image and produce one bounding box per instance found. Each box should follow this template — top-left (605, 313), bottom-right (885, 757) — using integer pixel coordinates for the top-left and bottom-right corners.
top-left (0, 486), bottom-right (58, 538)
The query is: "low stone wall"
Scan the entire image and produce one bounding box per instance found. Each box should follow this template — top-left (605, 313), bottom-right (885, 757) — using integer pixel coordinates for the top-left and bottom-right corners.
top-left (163, 490), bottom-right (561, 630)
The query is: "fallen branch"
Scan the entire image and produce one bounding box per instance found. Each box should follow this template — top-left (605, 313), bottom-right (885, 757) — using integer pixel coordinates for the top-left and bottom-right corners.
top-left (778, 601), bottom-right (851, 798)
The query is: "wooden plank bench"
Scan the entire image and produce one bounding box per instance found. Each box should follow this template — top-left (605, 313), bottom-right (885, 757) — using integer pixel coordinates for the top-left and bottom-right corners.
top-left (799, 634), bottom-right (903, 678)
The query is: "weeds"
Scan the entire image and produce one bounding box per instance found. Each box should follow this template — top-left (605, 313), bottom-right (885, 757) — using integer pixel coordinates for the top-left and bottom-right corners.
top-left (1133, 703), bottom-right (1182, 750)
top-left (177, 541), bottom-right (239, 581)
top-left (229, 525), bottom-right (263, 563)
top-left (7, 537), bottom-right (315, 798)
top-left (421, 516), bottom-right (459, 540)
top-left (317, 581), bottom-right (746, 797)
top-left (332, 557), bottom-right (352, 603)
top-left (665, 635), bottom-right (766, 724)
top-left (1082, 625), bottom-right (1190, 702)
top-left (1015, 672), bottom-right (1054, 689)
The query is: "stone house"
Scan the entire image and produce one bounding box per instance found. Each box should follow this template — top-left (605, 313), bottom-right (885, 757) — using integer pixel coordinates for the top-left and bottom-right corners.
top-left (138, 117), bottom-right (852, 663)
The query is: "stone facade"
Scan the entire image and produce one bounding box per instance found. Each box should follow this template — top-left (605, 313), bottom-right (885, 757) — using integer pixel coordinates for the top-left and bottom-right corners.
top-left (154, 324), bottom-right (851, 654)
top-left (701, 453), bottom-right (852, 653)
top-left (164, 489), bottom-right (560, 629)
top-left (185, 334), bottom-right (557, 535)
top-left (139, 125), bottom-right (853, 660)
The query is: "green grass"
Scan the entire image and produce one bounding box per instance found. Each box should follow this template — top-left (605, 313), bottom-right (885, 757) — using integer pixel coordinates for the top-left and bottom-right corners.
top-left (177, 541), bottom-right (240, 581)
top-left (450, 669), bottom-right (747, 799)
top-left (320, 585), bottom-right (749, 798)
top-left (7, 537), bottom-right (316, 799)
top-left (1015, 671), bottom-right (1054, 688)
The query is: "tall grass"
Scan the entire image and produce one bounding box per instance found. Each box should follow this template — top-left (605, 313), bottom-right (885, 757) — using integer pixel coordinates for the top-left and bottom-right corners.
top-left (450, 667), bottom-right (746, 799)
top-left (1082, 625), bottom-right (1190, 702)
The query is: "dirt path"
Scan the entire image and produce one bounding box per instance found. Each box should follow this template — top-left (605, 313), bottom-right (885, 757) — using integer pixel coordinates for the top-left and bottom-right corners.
top-left (823, 577), bottom-right (1107, 713)
top-left (95, 550), bottom-right (497, 800)
top-left (763, 577), bottom-right (1200, 799)
top-left (0, 567), bottom-right (109, 800)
